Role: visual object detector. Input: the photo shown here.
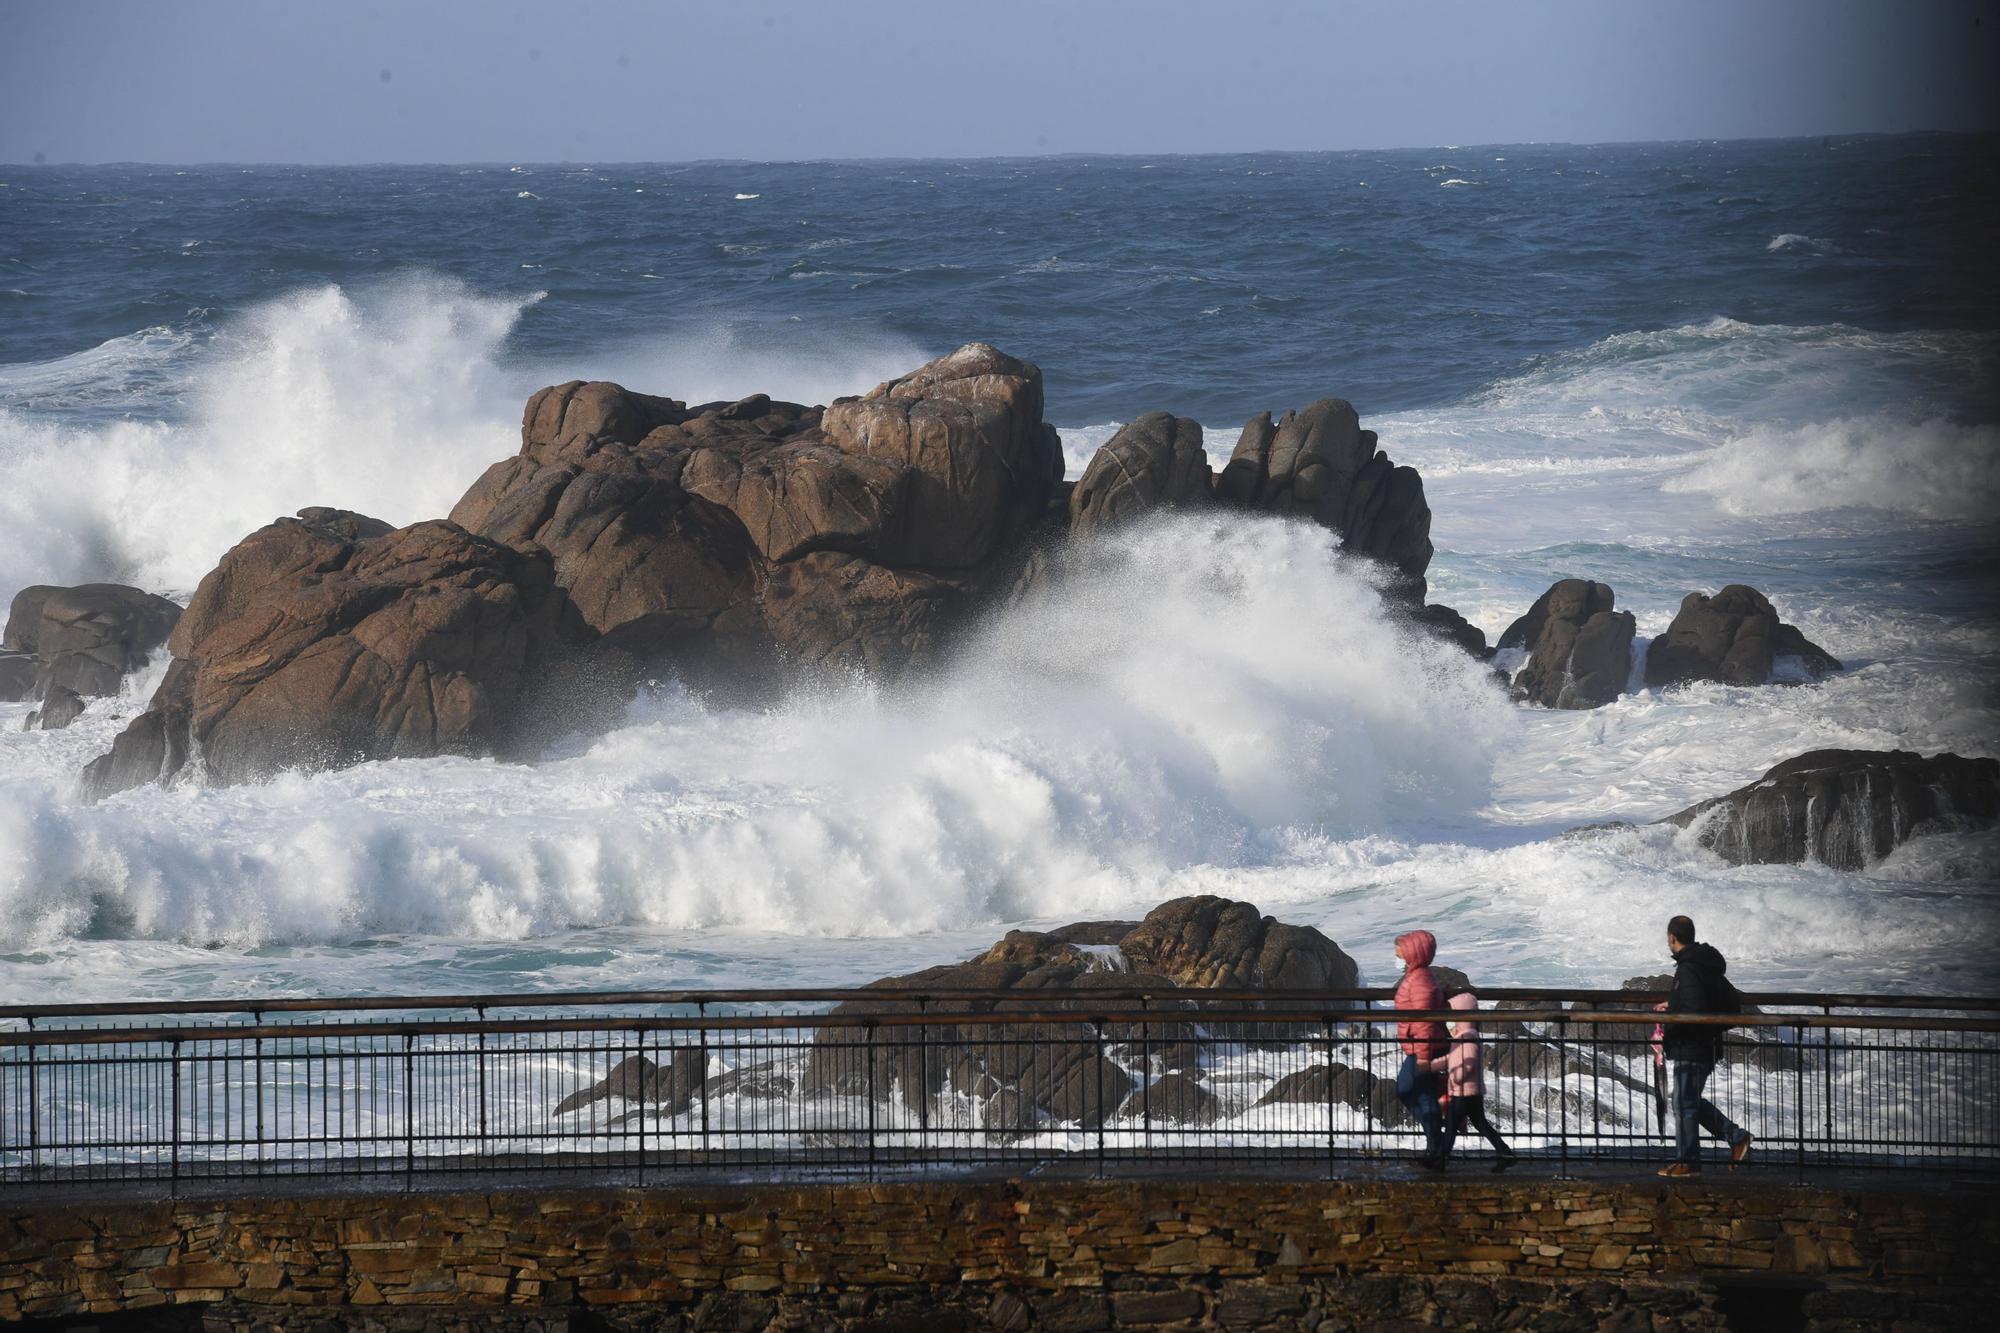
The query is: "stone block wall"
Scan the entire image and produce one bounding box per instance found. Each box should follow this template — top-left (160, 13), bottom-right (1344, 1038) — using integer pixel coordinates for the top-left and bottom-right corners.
top-left (1, 1175), bottom-right (1991, 1330)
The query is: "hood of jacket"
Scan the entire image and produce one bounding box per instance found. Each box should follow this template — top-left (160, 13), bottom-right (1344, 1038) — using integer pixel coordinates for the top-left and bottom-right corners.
top-left (1675, 941), bottom-right (1727, 980)
top-left (1448, 990), bottom-right (1479, 1033)
top-left (1396, 929), bottom-right (1437, 969)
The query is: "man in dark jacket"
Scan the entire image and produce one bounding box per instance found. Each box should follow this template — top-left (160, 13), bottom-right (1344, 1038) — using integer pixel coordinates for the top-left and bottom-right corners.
top-left (1657, 915), bottom-right (1753, 1177)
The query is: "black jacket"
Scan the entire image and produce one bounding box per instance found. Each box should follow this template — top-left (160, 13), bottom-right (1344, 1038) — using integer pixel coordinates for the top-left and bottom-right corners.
top-left (1663, 941), bottom-right (1730, 1061)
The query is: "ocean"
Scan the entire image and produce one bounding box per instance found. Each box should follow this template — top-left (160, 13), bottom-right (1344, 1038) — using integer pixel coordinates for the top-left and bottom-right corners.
top-left (1, 135), bottom-right (1995, 1005)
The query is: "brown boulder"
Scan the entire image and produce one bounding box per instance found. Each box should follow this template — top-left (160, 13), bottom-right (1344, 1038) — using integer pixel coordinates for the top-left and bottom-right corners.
top-left (1644, 585), bottom-right (1840, 687)
top-left (2, 582), bottom-right (182, 700)
top-left (1068, 412), bottom-right (1211, 535)
top-left (81, 510), bottom-right (569, 799)
top-left (1499, 579), bottom-right (1634, 709)
top-left (1660, 748), bottom-right (2000, 870)
top-left (450, 343), bottom-right (1062, 682)
top-left (1213, 399), bottom-right (1433, 587)
top-left (0, 651), bottom-right (35, 703)
top-left (1118, 895), bottom-right (1359, 990)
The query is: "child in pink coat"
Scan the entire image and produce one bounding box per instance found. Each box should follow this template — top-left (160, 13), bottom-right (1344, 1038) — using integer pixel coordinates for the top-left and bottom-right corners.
top-left (1427, 992), bottom-right (1517, 1163)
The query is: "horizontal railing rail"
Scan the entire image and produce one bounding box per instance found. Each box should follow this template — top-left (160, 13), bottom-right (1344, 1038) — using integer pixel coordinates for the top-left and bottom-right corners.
top-left (4, 985), bottom-right (1994, 1023)
top-left (3, 987), bottom-right (1994, 1196)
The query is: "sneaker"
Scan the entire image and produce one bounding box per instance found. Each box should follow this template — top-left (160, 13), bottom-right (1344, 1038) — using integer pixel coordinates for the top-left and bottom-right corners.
top-left (1731, 1134), bottom-right (1754, 1169)
top-left (1656, 1162), bottom-right (1698, 1178)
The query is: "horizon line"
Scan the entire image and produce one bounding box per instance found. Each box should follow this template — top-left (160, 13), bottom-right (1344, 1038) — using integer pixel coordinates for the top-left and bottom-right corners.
top-left (3, 127), bottom-right (1986, 171)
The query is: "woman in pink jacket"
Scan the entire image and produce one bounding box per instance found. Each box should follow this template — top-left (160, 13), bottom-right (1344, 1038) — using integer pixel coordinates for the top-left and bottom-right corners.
top-left (1428, 991), bottom-right (1517, 1165)
top-left (1391, 929), bottom-right (1449, 1168)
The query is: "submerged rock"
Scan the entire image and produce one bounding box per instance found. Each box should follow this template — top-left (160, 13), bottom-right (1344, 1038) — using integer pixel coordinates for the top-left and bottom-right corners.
top-left (1644, 585), bottom-right (1840, 687)
top-left (25, 684), bottom-right (85, 732)
top-left (1660, 748), bottom-right (2000, 870)
top-left (1499, 579), bottom-right (1634, 709)
top-left (0, 651), bottom-right (35, 703)
top-left (82, 510), bottom-right (570, 800)
top-left (1410, 603), bottom-right (1492, 659)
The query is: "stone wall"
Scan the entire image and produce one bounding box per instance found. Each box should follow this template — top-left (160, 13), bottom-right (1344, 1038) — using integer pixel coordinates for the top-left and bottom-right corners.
top-left (2, 1174), bottom-right (1991, 1330)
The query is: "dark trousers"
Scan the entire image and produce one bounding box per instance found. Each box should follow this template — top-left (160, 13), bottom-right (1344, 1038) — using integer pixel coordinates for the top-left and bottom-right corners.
top-left (1671, 1058), bottom-right (1747, 1167)
top-left (1442, 1094), bottom-right (1513, 1156)
top-left (1396, 1054), bottom-right (1445, 1156)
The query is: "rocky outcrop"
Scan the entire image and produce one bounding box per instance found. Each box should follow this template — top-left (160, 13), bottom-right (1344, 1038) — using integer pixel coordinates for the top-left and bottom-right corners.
top-left (1409, 603), bottom-right (1491, 659)
top-left (796, 896), bottom-right (1356, 1132)
top-left (1660, 748), bottom-right (2000, 870)
top-left (0, 651), bottom-right (36, 703)
top-left (1068, 412), bottom-right (1211, 535)
top-left (81, 510), bottom-right (569, 800)
top-left (0, 583), bottom-right (182, 727)
top-left (1644, 585), bottom-right (1840, 687)
top-left (1213, 399), bottom-right (1433, 590)
top-left (450, 342), bottom-right (1063, 682)
top-left (24, 685), bottom-right (84, 732)
top-left (1498, 580), bottom-right (1634, 709)
top-left (1117, 895), bottom-right (1358, 990)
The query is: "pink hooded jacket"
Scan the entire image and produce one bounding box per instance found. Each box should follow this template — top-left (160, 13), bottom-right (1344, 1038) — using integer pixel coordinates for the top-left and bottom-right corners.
top-left (1393, 930), bottom-right (1448, 1059)
top-left (1435, 992), bottom-right (1485, 1099)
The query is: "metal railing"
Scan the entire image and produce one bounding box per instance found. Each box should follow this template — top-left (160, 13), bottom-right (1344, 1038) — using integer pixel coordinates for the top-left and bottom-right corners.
top-left (2, 987), bottom-right (1994, 1194)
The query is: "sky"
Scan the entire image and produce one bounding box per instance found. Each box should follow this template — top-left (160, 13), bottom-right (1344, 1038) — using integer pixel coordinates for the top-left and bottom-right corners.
top-left (1, 0), bottom-right (1994, 164)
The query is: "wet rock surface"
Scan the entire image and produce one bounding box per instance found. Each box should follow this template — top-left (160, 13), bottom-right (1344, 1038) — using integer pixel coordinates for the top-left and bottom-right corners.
top-left (1660, 748), bottom-right (2000, 870)
top-left (82, 510), bottom-right (571, 800)
top-left (1500, 579), bottom-right (1634, 709)
top-left (1, 582), bottom-right (182, 722)
top-left (1644, 584), bottom-right (1840, 688)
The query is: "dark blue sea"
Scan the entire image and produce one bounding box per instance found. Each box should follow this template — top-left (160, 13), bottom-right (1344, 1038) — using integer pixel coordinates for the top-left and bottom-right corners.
top-left (0, 135), bottom-right (1995, 1003)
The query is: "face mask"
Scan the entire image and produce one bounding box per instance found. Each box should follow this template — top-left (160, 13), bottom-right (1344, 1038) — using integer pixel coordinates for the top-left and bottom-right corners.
top-left (1392, 951), bottom-right (1406, 970)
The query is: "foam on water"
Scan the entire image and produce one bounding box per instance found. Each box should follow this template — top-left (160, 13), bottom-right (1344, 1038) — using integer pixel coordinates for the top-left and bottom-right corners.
top-left (1, 252), bottom-right (1996, 1002)
top-left (0, 515), bottom-right (1511, 952)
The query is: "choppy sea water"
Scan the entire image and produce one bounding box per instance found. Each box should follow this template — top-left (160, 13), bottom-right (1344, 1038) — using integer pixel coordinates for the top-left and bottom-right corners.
top-left (1, 137), bottom-right (1996, 1004)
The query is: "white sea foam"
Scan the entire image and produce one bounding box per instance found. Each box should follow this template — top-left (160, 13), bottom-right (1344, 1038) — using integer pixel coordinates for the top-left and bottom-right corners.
top-left (1663, 415), bottom-right (2000, 524)
top-left (0, 515), bottom-right (1512, 952)
top-left (1767, 233), bottom-right (1841, 254)
top-left (0, 280), bottom-right (933, 606)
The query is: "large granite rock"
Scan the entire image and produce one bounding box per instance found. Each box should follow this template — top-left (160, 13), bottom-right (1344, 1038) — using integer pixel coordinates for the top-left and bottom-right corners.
top-left (1214, 399), bottom-right (1434, 589)
top-left (1660, 749), bottom-right (2000, 870)
top-left (1498, 580), bottom-right (1634, 709)
top-left (2, 583), bottom-right (182, 703)
top-left (1644, 585), bottom-right (1840, 687)
top-left (0, 651), bottom-right (37, 703)
top-left (450, 343), bottom-right (1063, 680)
top-left (1068, 412), bottom-right (1211, 536)
top-left (81, 510), bottom-right (569, 800)
top-left (798, 896), bottom-right (1357, 1132)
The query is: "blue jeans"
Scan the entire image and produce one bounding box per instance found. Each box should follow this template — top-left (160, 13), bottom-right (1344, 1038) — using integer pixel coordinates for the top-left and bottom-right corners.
top-left (1671, 1058), bottom-right (1747, 1167)
top-left (1396, 1054), bottom-right (1445, 1156)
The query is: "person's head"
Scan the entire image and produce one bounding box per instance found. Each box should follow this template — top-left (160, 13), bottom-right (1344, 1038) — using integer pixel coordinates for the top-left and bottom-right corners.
top-left (1394, 929), bottom-right (1437, 971)
top-left (1667, 915), bottom-right (1696, 954)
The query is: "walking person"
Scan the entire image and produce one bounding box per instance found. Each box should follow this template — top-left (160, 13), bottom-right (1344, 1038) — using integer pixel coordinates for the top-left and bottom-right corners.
top-left (1656, 914), bottom-right (1754, 1178)
top-left (1429, 991), bottom-right (1517, 1166)
top-left (1391, 929), bottom-right (1449, 1168)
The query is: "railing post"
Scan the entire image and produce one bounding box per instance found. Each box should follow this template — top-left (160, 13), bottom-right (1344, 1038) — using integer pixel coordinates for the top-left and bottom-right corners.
top-left (1794, 1018), bottom-right (1806, 1183)
top-left (917, 996), bottom-right (930, 1146)
top-left (25, 1037), bottom-right (39, 1180)
top-left (1555, 1013), bottom-right (1569, 1178)
top-left (475, 1008), bottom-right (489, 1155)
top-left (1093, 1018), bottom-right (1106, 1177)
top-left (253, 1032), bottom-right (266, 1173)
top-left (403, 1032), bottom-right (415, 1188)
top-left (1323, 1015), bottom-right (1336, 1181)
top-left (170, 1038), bottom-right (182, 1193)
top-left (635, 1026), bottom-right (647, 1185)
top-left (865, 1020), bottom-right (878, 1176)
top-left (1822, 1006), bottom-right (1835, 1170)
top-left (1141, 996), bottom-right (1152, 1159)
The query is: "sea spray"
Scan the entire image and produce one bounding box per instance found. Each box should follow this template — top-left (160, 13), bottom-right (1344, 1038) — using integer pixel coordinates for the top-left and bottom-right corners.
top-left (0, 514), bottom-right (1514, 950)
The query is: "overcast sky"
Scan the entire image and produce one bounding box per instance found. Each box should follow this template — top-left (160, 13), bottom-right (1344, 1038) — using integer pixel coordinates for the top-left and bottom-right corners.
top-left (2, 0), bottom-right (1993, 164)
